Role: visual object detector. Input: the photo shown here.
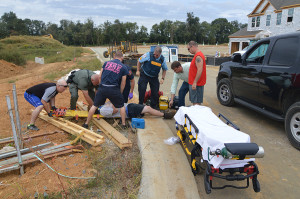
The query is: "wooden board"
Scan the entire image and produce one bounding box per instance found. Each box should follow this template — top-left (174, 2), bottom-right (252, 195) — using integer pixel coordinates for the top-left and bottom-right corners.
top-left (77, 102), bottom-right (132, 149)
top-left (38, 111), bottom-right (105, 146)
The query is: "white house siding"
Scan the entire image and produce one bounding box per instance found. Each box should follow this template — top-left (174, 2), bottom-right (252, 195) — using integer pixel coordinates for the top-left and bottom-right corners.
top-left (248, 5), bottom-right (300, 36)
top-left (230, 1), bottom-right (300, 55)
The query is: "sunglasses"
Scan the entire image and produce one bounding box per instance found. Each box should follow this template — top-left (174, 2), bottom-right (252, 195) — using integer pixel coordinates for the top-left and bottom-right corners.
top-left (59, 85), bottom-right (68, 88)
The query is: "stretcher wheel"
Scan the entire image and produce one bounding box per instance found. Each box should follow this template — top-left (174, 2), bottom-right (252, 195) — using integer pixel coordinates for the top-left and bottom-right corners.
top-left (180, 130), bottom-right (186, 141)
top-left (191, 163), bottom-right (200, 176)
top-left (204, 170), bottom-right (211, 194)
top-left (252, 176), bottom-right (260, 192)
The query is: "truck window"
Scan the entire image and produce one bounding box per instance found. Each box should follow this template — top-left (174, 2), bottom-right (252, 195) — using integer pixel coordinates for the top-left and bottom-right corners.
top-left (268, 37), bottom-right (299, 66)
top-left (246, 43), bottom-right (269, 64)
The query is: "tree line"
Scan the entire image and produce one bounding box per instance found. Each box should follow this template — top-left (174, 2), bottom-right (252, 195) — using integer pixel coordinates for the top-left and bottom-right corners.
top-left (0, 11), bottom-right (246, 46)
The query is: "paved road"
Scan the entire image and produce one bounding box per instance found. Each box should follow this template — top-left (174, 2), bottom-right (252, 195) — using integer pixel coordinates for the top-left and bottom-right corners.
top-left (92, 47), bottom-right (300, 198)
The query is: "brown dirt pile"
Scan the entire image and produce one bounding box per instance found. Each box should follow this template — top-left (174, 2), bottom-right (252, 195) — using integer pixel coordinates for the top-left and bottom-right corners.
top-left (0, 59), bottom-right (25, 79)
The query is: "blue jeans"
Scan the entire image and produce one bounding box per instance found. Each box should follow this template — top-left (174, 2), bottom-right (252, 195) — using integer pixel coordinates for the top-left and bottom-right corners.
top-left (178, 81), bottom-right (189, 107)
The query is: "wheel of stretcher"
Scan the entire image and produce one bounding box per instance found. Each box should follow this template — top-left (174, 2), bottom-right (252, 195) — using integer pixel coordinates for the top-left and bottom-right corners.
top-left (252, 176), bottom-right (260, 192)
top-left (204, 170), bottom-right (211, 194)
top-left (191, 163), bottom-right (200, 176)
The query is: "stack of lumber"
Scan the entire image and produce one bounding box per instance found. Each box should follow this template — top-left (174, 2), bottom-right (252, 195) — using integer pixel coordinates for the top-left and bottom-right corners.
top-left (38, 111), bottom-right (105, 146)
top-left (77, 102), bottom-right (132, 149)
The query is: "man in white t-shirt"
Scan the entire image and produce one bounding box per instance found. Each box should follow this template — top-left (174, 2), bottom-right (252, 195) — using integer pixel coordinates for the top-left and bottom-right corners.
top-left (169, 61), bottom-right (190, 108)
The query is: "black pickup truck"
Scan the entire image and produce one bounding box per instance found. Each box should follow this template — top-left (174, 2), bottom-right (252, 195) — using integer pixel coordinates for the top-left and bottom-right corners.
top-left (216, 32), bottom-right (300, 150)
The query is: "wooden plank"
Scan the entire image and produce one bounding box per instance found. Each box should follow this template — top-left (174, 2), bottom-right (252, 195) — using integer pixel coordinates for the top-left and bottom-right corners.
top-left (77, 102), bottom-right (132, 149)
top-left (38, 112), bottom-right (104, 146)
top-left (57, 118), bottom-right (104, 139)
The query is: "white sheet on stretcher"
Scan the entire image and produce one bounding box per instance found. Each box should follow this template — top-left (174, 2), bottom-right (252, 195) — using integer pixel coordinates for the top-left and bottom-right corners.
top-left (174, 105), bottom-right (255, 169)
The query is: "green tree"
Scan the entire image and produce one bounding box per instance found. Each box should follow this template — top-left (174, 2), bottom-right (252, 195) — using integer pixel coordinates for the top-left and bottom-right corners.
top-left (186, 12), bottom-right (201, 42)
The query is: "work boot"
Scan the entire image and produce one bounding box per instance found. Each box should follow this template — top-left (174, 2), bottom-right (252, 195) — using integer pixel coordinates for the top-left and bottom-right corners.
top-left (82, 123), bottom-right (88, 129)
top-left (163, 110), bottom-right (175, 119)
top-left (27, 124), bottom-right (39, 131)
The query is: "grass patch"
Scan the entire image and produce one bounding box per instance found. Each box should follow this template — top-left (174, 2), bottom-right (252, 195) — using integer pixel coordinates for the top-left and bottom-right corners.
top-left (44, 56), bottom-right (101, 81)
top-left (0, 49), bottom-right (26, 65)
top-left (76, 58), bottom-right (101, 71)
top-left (44, 71), bottom-right (66, 81)
top-left (0, 36), bottom-right (83, 65)
top-left (8, 79), bottom-right (17, 83)
top-left (50, 133), bottom-right (142, 198)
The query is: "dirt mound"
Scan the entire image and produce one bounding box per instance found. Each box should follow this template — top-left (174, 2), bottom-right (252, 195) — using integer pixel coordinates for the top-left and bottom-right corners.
top-left (0, 59), bottom-right (25, 79)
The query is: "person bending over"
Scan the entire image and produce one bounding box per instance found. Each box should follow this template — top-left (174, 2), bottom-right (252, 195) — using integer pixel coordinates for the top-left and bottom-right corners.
top-left (24, 79), bottom-right (68, 131)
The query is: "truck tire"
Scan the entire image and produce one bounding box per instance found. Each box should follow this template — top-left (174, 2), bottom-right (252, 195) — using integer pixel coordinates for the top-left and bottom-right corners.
top-left (285, 102), bottom-right (300, 150)
top-left (103, 51), bottom-right (109, 58)
top-left (217, 78), bottom-right (235, 106)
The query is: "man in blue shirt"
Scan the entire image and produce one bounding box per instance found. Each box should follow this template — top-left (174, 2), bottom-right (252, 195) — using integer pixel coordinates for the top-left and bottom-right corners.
top-left (83, 50), bottom-right (129, 128)
top-left (136, 46), bottom-right (168, 109)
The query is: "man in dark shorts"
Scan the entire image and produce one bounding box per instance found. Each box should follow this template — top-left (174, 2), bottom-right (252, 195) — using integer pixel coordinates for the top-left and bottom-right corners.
top-left (83, 50), bottom-right (128, 128)
top-left (24, 79), bottom-right (68, 131)
top-left (98, 102), bottom-right (175, 119)
top-left (67, 69), bottom-right (100, 110)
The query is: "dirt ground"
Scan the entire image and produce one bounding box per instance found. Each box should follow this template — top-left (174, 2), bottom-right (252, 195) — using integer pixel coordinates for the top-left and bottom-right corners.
top-left (0, 55), bottom-right (140, 198)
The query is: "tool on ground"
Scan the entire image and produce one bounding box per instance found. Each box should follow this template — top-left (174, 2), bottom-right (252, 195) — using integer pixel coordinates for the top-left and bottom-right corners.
top-left (159, 96), bottom-right (169, 110)
top-left (144, 90), bottom-right (163, 103)
top-left (52, 108), bottom-right (103, 120)
top-left (131, 118), bottom-right (145, 129)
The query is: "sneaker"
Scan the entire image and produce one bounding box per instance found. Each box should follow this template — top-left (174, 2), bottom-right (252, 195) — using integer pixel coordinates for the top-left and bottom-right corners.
top-left (27, 124), bottom-right (39, 131)
top-left (82, 123), bottom-right (88, 129)
top-left (163, 110), bottom-right (175, 119)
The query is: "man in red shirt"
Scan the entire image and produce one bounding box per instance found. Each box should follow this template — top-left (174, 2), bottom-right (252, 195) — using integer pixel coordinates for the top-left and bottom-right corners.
top-left (187, 41), bottom-right (206, 105)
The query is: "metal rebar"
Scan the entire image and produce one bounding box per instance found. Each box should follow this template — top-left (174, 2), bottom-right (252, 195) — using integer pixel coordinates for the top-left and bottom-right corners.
top-left (5, 95), bottom-right (24, 175)
top-left (12, 84), bottom-right (23, 149)
top-left (0, 142), bottom-right (53, 160)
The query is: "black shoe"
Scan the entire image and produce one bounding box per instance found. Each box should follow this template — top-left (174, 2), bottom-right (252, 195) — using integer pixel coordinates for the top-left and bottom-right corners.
top-left (27, 124), bottom-right (39, 131)
top-left (163, 111), bottom-right (175, 119)
top-left (82, 123), bottom-right (88, 129)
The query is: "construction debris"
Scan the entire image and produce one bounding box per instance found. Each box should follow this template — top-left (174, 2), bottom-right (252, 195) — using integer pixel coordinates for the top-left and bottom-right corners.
top-left (0, 131), bottom-right (62, 145)
top-left (0, 142), bottom-right (83, 174)
top-left (0, 142), bottom-right (53, 160)
top-left (77, 102), bottom-right (132, 149)
top-left (38, 111), bottom-right (105, 146)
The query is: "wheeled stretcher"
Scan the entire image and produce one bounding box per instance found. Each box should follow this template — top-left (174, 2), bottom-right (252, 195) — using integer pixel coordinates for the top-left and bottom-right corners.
top-left (174, 106), bottom-right (264, 194)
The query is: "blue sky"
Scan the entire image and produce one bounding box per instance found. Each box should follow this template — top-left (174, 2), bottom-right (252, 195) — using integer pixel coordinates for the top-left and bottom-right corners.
top-left (0, 0), bottom-right (258, 30)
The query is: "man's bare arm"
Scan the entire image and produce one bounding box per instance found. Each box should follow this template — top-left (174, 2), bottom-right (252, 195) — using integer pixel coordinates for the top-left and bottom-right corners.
top-left (193, 56), bottom-right (203, 84)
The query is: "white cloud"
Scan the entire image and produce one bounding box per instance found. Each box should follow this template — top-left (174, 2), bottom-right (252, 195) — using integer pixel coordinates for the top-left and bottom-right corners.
top-left (0, 0), bottom-right (259, 29)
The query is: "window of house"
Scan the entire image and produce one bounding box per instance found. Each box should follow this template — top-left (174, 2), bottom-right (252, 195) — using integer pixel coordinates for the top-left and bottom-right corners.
top-left (287, 8), bottom-right (294, 22)
top-left (256, 16), bottom-right (260, 27)
top-left (266, 15), bottom-right (271, 26)
top-left (269, 37), bottom-right (299, 66)
top-left (276, 13), bottom-right (282, 25)
top-left (252, 17), bottom-right (256, 27)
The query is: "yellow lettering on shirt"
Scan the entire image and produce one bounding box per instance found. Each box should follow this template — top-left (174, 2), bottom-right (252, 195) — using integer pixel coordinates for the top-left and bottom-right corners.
top-left (151, 61), bottom-right (162, 67)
